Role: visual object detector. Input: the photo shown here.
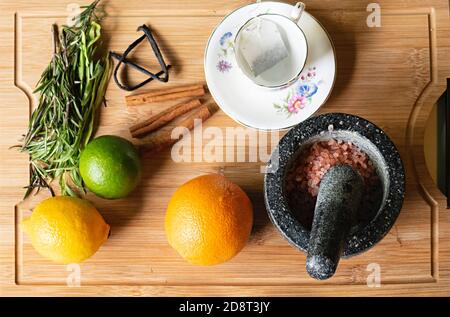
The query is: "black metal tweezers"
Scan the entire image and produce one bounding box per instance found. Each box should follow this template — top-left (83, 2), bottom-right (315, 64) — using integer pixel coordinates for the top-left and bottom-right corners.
top-left (110, 24), bottom-right (171, 91)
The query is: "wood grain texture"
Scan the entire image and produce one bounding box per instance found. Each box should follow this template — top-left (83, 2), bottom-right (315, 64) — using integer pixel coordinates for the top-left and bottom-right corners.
top-left (1, 0), bottom-right (450, 296)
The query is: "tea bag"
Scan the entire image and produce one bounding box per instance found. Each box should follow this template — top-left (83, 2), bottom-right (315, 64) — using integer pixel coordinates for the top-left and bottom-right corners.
top-left (238, 17), bottom-right (289, 77)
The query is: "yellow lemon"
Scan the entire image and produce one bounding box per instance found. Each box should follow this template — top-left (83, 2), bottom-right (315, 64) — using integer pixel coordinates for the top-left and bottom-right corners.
top-left (21, 196), bottom-right (110, 264)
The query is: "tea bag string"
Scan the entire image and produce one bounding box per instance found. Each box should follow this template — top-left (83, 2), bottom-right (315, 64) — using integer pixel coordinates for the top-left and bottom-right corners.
top-left (110, 24), bottom-right (171, 91)
top-left (253, 16), bottom-right (263, 40)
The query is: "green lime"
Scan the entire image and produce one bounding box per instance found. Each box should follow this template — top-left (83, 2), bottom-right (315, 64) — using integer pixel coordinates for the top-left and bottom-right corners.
top-left (80, 135), bottom-right (141, 199)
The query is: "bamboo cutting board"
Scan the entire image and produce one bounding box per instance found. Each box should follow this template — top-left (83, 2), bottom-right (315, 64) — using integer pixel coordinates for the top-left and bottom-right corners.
top-left (1, 0), bottom-right (450, 296)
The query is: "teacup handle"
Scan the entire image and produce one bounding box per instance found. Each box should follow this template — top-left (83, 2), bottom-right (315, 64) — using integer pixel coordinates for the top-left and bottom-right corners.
top-left (255, 1), bottom-right (305, 23)
top-left (291, 2), bottom-right (306, 24)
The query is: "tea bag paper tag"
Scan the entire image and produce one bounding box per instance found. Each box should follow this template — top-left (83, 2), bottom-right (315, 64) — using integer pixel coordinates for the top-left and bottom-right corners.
top-left (239, 18), bottom-right (289, 77)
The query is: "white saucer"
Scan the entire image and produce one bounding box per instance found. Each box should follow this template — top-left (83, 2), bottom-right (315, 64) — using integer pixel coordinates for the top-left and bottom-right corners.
top-left (204, 1), bottom-right (336, 131)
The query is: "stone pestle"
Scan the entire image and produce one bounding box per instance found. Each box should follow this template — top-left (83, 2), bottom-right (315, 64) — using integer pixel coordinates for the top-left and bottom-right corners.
top-left (306, 164), bottom-right (364, 280)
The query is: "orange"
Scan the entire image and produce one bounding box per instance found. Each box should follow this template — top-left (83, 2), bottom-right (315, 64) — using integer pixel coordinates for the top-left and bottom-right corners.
top-left (165, 174), bottom-right (253, 266)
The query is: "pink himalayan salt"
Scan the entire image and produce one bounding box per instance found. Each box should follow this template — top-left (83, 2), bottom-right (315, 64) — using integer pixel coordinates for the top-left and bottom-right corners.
top-left (287, 139), bottom-right (377, 197)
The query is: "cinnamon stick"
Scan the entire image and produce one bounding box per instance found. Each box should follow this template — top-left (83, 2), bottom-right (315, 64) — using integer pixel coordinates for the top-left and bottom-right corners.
top-left (143, 104), bottom-right (212, 152)
top-left (126, 83), bottom-right (205, 106)
top-left (130, 99), bottom-right (202, 138)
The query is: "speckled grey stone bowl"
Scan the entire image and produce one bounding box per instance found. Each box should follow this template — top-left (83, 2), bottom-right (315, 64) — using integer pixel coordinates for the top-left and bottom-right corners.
top-left (264, 113), bottom-right (405, 257)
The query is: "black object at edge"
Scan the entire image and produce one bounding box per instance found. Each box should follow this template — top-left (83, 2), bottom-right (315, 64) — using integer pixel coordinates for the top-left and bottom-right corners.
top-left (110, 24), bottom-right (171, 91)
top-left (446, 78), bottom-right (450, 208)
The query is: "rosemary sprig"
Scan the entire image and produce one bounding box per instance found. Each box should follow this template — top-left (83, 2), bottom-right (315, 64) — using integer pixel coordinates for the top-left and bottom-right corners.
top-left (20, 0), bottom-right (111, 198)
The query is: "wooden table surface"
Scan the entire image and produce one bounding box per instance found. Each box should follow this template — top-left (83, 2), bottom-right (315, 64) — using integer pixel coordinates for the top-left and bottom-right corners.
top-left (1, 0), bottom-right (450, 296)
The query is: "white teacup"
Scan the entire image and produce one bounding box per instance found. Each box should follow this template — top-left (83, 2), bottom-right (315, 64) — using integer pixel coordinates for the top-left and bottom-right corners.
top-left (234, 2), bottom-right (308, 89)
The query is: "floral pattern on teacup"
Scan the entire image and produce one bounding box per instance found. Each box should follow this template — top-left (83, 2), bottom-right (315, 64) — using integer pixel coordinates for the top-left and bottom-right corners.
top-left (217, 32), bottom-right (234, 73)
top-left (273, 67), bottom-right (320, 117)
